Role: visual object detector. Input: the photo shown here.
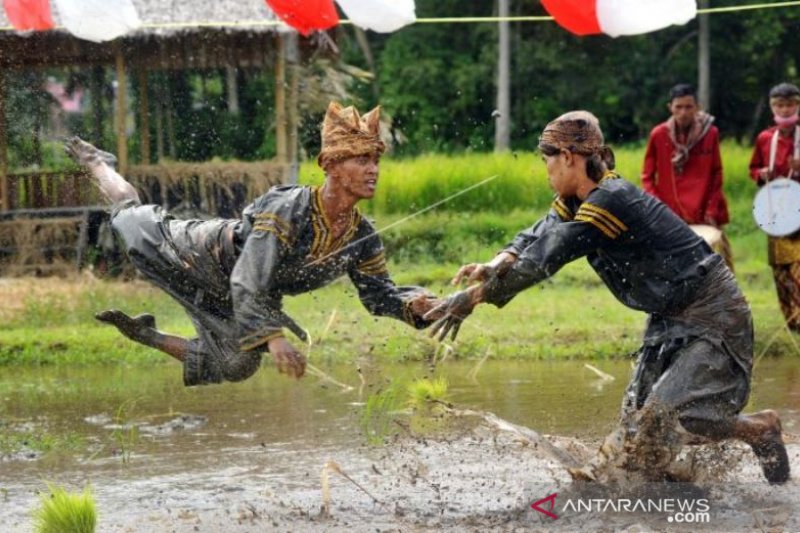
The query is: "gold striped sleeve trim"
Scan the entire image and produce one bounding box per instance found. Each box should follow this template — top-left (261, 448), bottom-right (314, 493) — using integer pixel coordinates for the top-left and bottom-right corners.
top-left (253, 212), bottom-right (291, 233)
top-left (574, 213), bottom-right (620, 239)
top-left (358, 251), bottom-right (386, 268)
top-left (577, 203), bottom-right (628, 232)
top-left (357, 251), bottom-right (389, 276)
top-left (359, 265), bottom-right (389, 276)
top-left (252, 222), bottom-right (292, 247)
top-left (240, 329), bottom-right (284, 351)
top-left (551, 198), bottom-right (573, 221)
top-left (599, 171), bottom-right (620, 183)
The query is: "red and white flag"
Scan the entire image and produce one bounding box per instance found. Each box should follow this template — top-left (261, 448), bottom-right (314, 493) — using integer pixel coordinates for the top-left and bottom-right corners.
top-left (542, 0), bottom-right (697, 37)
top-left (3, 0), bottom-right (54, 31)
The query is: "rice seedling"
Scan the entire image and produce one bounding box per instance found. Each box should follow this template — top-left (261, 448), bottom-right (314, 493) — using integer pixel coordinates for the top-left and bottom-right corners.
top-left (360, 383), bottom-right (402, 446)
top-left (406, 377), bottom-right (449, 411)
top-left (111, 400), bottom-right (138, 464)
top-left (32, 483), bottom-right (96, 533)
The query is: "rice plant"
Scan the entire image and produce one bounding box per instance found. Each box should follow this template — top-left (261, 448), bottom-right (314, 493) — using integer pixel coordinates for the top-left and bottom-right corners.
top-left (300, 141), bottom-right (759, 223)
top-left (406, 377), bottom-right (449, 411)
top-left (111, 400), bottom-right (138, 464)
top-left (359, 383), bottom-right (402, 446)
top-left (32, 483), bottom-right (96, 533)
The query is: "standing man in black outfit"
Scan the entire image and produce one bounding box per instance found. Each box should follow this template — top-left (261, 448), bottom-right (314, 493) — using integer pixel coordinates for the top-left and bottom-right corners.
top-left (428, 111), bottom-right (790, 484)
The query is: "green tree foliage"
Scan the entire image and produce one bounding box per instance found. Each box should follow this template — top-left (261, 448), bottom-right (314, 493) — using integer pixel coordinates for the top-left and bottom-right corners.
top-left (3, 1), bottom-right (799, 168)
top-left (352, 0), bottom-right (800, 154)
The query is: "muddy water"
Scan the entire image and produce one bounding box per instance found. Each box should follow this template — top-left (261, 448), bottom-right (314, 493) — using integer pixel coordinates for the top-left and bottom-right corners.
top-left (1, 358), bottom-right (799, 532)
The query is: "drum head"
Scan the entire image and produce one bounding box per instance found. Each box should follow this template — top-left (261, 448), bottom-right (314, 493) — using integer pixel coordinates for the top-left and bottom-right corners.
top-left (752, 178), bottom-right (800, 237)
top-left (689, 224), bottom-right (722, 246)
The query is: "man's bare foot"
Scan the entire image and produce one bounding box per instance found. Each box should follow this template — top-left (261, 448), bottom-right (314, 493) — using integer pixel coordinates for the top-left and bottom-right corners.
top-left (65, 137), bottom-right (117, 169)
top-left (96, 309), bottom-right (156, 344)
top-left (745, 410), bottom-right (790, 484)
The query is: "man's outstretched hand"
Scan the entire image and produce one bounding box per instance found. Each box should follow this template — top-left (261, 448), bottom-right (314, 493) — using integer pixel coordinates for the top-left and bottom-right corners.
top-left (423, 289), bottom-right (478, 342)
top-left (408, 293), bottom-right (446, 321)
top-left (266, 336), bottom-right (306, 378)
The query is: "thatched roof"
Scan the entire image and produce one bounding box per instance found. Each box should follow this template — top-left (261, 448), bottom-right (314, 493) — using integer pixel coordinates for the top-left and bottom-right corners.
top-left (0, 1), bottom-right (312, 70)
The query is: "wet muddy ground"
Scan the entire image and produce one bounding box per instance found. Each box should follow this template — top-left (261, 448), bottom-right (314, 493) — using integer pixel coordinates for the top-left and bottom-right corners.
top-left (1, 359), bottom-right (799, 532)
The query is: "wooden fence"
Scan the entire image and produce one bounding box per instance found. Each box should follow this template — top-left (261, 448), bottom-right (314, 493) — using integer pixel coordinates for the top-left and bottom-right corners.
top-left (0, 161), bottom-right (289, 275)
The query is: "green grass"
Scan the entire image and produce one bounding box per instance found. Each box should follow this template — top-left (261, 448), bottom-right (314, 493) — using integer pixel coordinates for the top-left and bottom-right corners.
top-left (299, 140), bottom-right (760, 227)
top-left (32, 484), bottom-right (96, 533)
top-left (1, 248), bottom-right (793, 368)
top-left (2, 145), bottom-right (797, 367)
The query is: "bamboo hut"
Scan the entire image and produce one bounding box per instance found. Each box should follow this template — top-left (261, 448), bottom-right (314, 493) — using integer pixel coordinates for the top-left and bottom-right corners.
top-left (0, 1), bottom-right (311, 274)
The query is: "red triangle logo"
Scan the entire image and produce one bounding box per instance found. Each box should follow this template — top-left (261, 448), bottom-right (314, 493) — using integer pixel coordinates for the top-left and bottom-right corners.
top-left (531, 492), bottom-right (558, 520)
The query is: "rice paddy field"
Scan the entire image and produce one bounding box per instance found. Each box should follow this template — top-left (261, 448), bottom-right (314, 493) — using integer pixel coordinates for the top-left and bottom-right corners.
top-left (0, 141), bottom-right (796, 366)
top-left (2, 143), bottom-right (800, 532)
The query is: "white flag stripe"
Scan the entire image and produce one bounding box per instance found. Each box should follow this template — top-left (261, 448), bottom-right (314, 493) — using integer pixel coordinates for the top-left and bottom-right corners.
top-left (335, 0), bottom-right (416, 33)
top-left (53, 0), bottom-right (142, 42)
top-left (597, 0), bottom-right (697, 37)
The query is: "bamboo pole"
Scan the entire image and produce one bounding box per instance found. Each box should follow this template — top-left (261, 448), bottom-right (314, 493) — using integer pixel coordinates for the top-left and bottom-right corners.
top-left (0, 70), bottom-right (7, 211)
top-left (226, 64), bottom-right (240, 114)
top-left (91, 66), bottom-right (104, 145)
top-left (137, 68), bottom-right (150, 165)
top-left (698, 0), bottom-right (711, 110)
top-left (274, 34), bottom-right (288, 166)
top-left (155, 78), bottom-right (164, 162)
top-left (115, 44), bottom-right (129, 174)
top-left (287, 32), bottom-right (300, 184)
top-left (165, 74), bottom-right (177, 160)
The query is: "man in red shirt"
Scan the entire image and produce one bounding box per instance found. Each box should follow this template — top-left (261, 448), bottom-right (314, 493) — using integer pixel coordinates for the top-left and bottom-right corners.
top-left (750, 82), bottom-right (800, 331)
top-left (641, 84), bottom-right (732, 269)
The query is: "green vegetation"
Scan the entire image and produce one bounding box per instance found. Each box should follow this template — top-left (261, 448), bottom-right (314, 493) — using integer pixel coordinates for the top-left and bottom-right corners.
top-left (32, 484), bottom-right (97, 533)
top-left (406, 377), bottom-right (450, 411)
top-left (300, 140), bottom-right (756, 224)
top-left (2, 146), bottom-right (798, 367)
top-left (110, 401), bottom-right (139, 464)
top-left (360, 384), bottom-right (402, 445)
top-left (360, 377), bottom-right (451, 444)
top-left (0, 429), bottom-right (84, 456)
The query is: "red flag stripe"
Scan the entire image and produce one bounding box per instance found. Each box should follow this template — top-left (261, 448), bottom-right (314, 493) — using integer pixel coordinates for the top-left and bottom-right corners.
top-left (265, 0), bottom-right (339, 36)
top-left (4, 0), bottom-right (54, 31)
top-left (540, 0), bottom-right (601, 36)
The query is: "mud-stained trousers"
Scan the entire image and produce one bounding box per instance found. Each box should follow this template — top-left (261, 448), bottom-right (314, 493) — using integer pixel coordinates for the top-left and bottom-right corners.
top-left (593, 262), bottom-right (752, 481)
top-left (111, 201), bottom-right (262, 386)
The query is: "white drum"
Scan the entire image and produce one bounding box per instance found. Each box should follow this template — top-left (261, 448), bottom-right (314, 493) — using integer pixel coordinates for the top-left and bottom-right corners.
top-left (689, 224), bottom-right (722, 248)
top-left (752, 178), bottom-right (800, 237)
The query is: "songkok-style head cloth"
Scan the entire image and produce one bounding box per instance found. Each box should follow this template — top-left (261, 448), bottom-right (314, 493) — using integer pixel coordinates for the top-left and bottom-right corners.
top-left (538, 110), bottom-right (605, 156)
top-left (317, 102), bottom-right (386, 168)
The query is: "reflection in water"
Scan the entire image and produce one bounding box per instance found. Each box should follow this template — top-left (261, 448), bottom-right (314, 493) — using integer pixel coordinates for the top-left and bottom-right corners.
top-left (0, 357), bottom-right (798, 531)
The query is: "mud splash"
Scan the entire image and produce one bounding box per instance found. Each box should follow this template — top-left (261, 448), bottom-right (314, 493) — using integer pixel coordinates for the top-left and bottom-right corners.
top-left (1, 359), bottom-right (798, 532)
